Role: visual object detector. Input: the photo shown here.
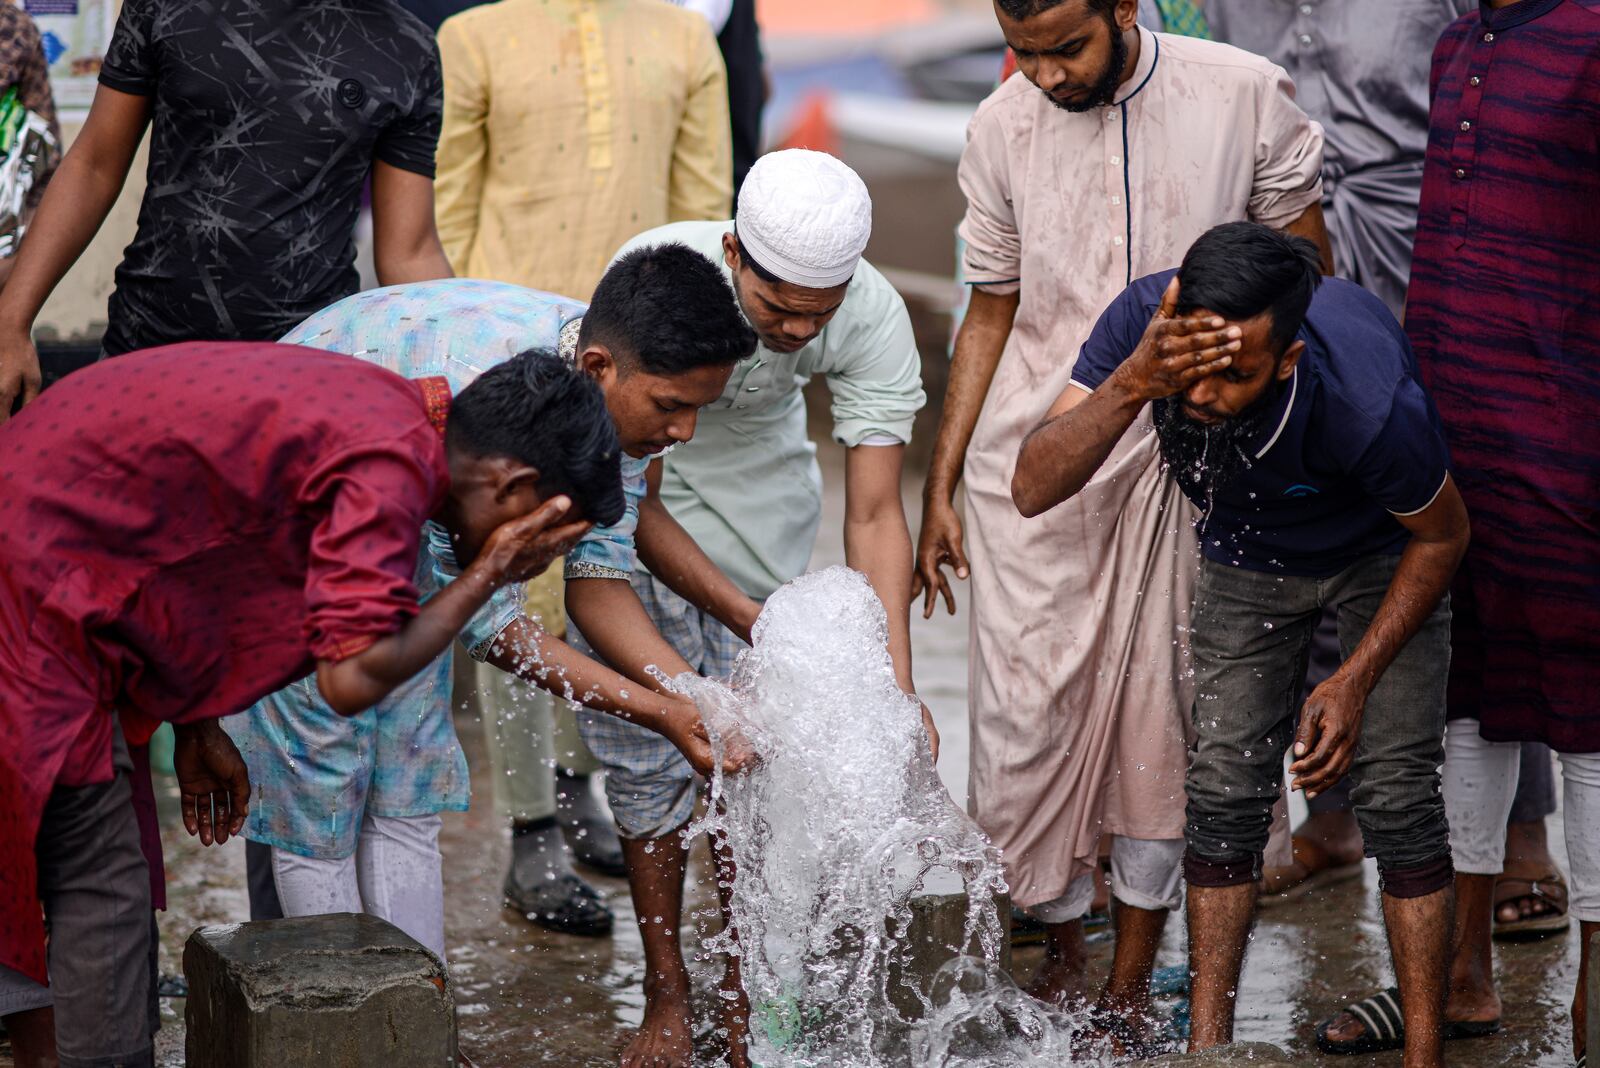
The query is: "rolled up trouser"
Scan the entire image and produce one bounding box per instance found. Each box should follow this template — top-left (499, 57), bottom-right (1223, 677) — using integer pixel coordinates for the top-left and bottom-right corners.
top-left (1026, 836), bottom-right (1185, 922)
top-left (1184, 554), bottom-right (1453, 899)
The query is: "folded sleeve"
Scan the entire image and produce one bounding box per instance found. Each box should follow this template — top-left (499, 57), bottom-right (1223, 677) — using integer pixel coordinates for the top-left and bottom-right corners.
top-left (822, 280), bottom-right (926, 447)
top-left (422, 522), bottom-right (523, 660)
top-left (1070, 281), bottom-right (1156, 392)
top-left (301, 450), bottom-right (438, 662)
top-left (1246, 63), bottom-right (1325, 229)
top-left (1350, 377), bottom-right (1452, 517)
top-left (98, 0), bottom-right (158, 96)
top-left (375, 35), bottom-right (444, 179)
top-left (956, 101), bottom-right (1021, 296)
top-left (564, 456), bottom-right (647, 580)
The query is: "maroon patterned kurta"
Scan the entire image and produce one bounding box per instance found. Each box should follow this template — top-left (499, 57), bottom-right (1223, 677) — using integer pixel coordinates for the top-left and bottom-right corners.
top-left (1406, 0), bottom-right (1600, 752)
top-left (0, 344), bottom-right (451, 982)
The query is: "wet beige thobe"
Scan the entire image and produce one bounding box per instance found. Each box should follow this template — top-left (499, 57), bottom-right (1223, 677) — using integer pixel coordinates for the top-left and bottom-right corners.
top-left (957, 26), bottom-right (1324, 908)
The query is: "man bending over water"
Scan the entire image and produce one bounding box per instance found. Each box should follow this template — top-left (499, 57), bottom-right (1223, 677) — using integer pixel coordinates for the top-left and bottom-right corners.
top-left (1012, 222), bottom-right (1468, 1067)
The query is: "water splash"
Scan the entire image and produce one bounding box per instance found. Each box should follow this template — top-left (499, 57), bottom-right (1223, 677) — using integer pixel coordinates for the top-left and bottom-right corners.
top-left (676, 567), bottom-right (1104, 1066)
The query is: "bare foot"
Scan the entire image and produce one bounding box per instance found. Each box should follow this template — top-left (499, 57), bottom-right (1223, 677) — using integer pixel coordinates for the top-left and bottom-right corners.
top-left (717, 970), bottom-right (752, 1068)
top-left (1024, 951), bottom-right (1089, 1009)
top-left (1260, 811), bottom-right (1363, 895)
top-left (622, 976), bottom-right (693, 1068)
top-left (1498, 818), bottom-right (1565, 925)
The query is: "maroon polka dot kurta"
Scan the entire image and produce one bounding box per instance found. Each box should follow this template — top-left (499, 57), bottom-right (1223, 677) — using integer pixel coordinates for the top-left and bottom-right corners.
top-left (0, 342), bottom-right (451, 982)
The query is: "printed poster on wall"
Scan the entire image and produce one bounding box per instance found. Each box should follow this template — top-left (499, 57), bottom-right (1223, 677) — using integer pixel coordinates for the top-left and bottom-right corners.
top-left (21, 0), bottom-right (115, 121)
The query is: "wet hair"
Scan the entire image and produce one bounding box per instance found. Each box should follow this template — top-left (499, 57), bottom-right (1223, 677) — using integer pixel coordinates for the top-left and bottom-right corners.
top-left (447, 349), bottom-right (626, 527)
top-left (1175, 222), bottom-right (1324, 354)
top-left (578, 243), bottom-right (756, 376)
top-left (995, 0), bottom-right (1114, 25)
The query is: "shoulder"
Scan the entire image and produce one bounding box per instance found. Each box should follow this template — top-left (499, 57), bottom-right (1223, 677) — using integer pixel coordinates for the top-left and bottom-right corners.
top-left (616, 219), bottom-right (731, 261)
top-left (1154, 32), bottom-right (1287, 87)
top-left (1304, 279), bottom-right (1416, 421)
top-left (970, 73), bottom-right (1040, 135)
top-left (838, 258), bottom-right (910, 322)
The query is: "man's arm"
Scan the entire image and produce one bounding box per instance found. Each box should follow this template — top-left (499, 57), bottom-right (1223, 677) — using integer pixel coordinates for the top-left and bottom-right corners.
top-left (1011, 278), bottom-right (1240, 517)
top-left (667, 19), bottom-right (733, 221)
top-left (635, 458), bottom-right (761, 642)
top-left (563, 576), bottom-right (700, 691)
top-left (1289, 477), bottom-right (1470, 797)
top-left (433, 16), bottom-right (487, 268)
top-left (1282, 201), bottom-right (1334, 276)
top-left (843, 441), bottom-right (940, 760)
top-left (913, 288), bottom-right (1017, 617)
top-left (371, 160), bottom-right (453, 286)
top-left (317, 497), bottom-right (587, 715)
top-left (483, 616), bottom-right (744, 776)
top-left (0, 84), bottom-right (149, 421)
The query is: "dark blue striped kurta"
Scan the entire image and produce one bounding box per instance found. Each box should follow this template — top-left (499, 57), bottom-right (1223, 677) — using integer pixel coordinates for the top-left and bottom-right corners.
top-left (1406, 0), bottom-right (1600, 752)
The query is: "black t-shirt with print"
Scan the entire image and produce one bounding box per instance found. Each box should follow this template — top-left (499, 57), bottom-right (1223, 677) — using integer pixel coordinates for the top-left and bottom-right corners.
top-left (98, 0), bottom-right (442, 355)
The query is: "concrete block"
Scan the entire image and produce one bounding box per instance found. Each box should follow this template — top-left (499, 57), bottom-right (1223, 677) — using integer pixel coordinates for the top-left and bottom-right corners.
top-left (184, 912), bottom-right (456, 1068)
top-left (887, 888), bottom-right (1012, 1018)
top-left (1146, 1042), bottom-right (1296, 1066)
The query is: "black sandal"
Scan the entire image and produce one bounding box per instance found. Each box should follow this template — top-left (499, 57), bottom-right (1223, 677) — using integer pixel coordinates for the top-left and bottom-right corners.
top-left (1314, 986), bottom-right (1500, 1055)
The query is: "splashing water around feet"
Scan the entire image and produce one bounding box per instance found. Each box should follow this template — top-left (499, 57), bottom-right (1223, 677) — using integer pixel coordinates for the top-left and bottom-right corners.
top-left (676, 567), bottom-right (1108, 1067)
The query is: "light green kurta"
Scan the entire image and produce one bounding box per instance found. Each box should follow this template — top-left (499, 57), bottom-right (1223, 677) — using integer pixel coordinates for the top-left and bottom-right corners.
top-left (614, 220), bottom-right (926, 599)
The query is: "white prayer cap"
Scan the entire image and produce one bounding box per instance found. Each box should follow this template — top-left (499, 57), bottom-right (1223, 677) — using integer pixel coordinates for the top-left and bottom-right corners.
top-left (735, 149), bottom-right (872, 289)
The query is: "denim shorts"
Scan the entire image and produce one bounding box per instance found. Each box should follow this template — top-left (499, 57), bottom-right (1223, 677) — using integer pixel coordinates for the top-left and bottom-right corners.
top-left (1183, 554), bottom-right (1452, 893)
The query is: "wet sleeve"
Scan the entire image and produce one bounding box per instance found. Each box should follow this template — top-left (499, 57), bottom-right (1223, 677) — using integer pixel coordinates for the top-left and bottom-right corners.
top-left (821, 278), bottom-right (926, 447)
top-left (564, 457), bottom-right (645, 581)
top-left (956, 103), bottom-right (1021, 296)
top-left (375, 35), bottom-right (444, 179)
top-left (434, 16), bottom-right (487, 269)
top-left (98, 0), bottom-right (159, 96)
top-left (1069, 285), bottom-right (1147, 392)
top-left (1246, 63), bottom-right (1326, 229)
top-left (422, 522), bottom-right (523, 660)
top-left (1350, 376), bottom-right (1452, 517)
top-left (302, 452), bottom-right (437, 661)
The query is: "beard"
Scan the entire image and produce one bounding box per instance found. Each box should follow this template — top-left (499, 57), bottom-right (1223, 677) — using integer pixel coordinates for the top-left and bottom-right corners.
top-left (1043, 21), bottom-right (1128, 113)
top-left (1153, 383), bottom-right (1285, 503)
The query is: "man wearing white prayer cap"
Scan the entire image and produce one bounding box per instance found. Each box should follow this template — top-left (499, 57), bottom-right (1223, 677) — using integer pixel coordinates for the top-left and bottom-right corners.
top-left (563, 148), bottom-right (932, 1068)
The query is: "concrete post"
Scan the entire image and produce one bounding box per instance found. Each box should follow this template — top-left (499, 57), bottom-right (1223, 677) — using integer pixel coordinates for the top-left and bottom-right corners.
top-left (184, 912), bottom-right (456, 1068)
top-left (887, 888), bottom-right (1012, 1019)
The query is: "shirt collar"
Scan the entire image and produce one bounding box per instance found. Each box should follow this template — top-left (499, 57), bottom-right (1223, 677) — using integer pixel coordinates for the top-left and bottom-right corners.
top-left (1252, 364), bottom-right (1299, 460)
top-left (1479, 0), bottom-right (1563, 29)
top-left (1113, 25), bottom-right (1160, 106)
top-left (419, 376), bottom-right (452, 436)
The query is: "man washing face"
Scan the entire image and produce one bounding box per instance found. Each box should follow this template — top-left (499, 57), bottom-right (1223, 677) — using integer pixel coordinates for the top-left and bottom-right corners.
top-left (1013, 221), bottom-right (1470, 1066)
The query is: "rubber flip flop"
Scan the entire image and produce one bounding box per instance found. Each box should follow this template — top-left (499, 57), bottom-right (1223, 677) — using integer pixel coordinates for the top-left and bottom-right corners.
top-left (1258, 835), bottom-right (1364, 909)
top-left (1315, 986), bottom-right (1500, 1055)
top-left (1493, 871), bottom-right (1570, 941)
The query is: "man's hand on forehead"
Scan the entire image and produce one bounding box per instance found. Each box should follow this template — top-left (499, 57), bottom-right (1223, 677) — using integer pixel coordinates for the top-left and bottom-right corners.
top-left (1111, 277), bottom-right (1242, 403)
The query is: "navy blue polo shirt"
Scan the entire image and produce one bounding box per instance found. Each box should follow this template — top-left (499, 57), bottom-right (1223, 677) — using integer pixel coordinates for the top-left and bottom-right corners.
top-left (1070, 270), bottom-right (1452, 577)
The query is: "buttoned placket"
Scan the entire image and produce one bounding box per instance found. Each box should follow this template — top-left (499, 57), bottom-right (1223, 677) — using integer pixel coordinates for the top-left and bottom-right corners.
top-left (576, 0), bottom-right (612, 173)
top-left (1105, 106), bottom-right (1131, 282)
top-left (1288, 0), bottom-right (1328, 124)
top-left (1447, 22), bottom-right (1495, 248)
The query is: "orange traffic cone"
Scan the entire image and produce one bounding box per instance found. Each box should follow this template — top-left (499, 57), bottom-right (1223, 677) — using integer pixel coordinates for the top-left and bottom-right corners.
top-left (777, 91), bottom-right (840, 157)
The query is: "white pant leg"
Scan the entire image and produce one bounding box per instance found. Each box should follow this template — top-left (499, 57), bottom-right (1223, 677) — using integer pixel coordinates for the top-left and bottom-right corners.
top-left (1442, 721), bottom-right (1521, 875)
top-left (1557, 752), bottom-right (1600, 923)
top-left (271, 845), bottom-right (362, 917)
top-left (356, 813), bottom-right (446, 961)
top-left (1027, 873), bottom-right (1097, 924)
top-left (1109, 836), bottom-right (1185, 912)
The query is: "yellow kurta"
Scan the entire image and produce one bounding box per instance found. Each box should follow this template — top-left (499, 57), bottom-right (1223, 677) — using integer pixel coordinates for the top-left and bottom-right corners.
top-left (435, 0), bottom-right (733, 302)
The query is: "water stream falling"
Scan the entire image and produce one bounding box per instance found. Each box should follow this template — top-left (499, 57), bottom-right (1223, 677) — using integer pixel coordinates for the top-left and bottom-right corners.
top-left (674, 567), bottom-right (1108, 1067)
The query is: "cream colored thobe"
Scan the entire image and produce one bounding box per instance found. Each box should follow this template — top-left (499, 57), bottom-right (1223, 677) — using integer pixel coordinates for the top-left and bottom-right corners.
top-left (957, 26), bottom-right (1323, 909)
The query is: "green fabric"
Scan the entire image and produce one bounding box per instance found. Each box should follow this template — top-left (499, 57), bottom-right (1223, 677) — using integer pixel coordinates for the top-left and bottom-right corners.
top-left (1154, 0), bottom-right (1212, 39)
